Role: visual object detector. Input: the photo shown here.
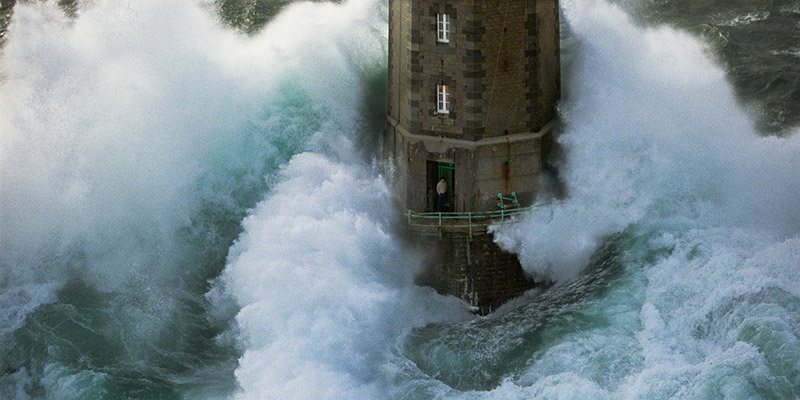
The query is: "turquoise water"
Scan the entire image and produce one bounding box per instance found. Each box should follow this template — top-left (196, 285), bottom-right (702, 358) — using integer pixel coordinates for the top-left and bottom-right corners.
top-left (1, 0), bottom-right (799, 399)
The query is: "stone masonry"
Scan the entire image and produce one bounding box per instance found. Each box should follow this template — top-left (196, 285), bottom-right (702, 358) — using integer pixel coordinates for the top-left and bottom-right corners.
top-left (386, 0), bottom-right (559, 312)
top-left (431, 229), bottom-right (536, 314)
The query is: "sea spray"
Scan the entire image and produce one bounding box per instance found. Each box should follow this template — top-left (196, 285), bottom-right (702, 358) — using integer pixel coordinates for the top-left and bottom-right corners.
top-left (210, 7), bottom-right (476, 398)
top-left (359, 0), bottom-right (799, 398)
top-left (494, 0), bottom-right (800, 283)
top-left (476, 0), bottom-right (800, 397)
top-left (0, 6), bottom-right (249, 392)
top-left (219, 153), bottom-right (470, 399)
top-left (0, 0), bottom-right (391, 397)
top-left (0, 0), bottom-right (248, 291)
top-left (1, 0), bottom-right (799, 397)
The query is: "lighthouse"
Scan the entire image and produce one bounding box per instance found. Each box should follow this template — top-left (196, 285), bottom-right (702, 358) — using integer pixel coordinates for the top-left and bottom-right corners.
top-left (384, 0), bottom-right (560, 313)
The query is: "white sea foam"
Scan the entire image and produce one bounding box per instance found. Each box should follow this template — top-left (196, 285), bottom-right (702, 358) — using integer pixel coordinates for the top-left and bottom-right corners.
top-left (0, 0), bottom-right (382, 333)
top-left (3, 0), bottom-right (799, 397)
top-left (485, 0), bottom-right (800, 397)
top-left (718, 11), bottom-right (770, 26)
top-left (220, 153), bottom-right (470, 399)
top-left (201, 0), bottom-right (800, 396)
top-left (0, 0), bottom-right (390, 393)
top-left (773, 47), bottom-right (800, 58)
top-left (211, 0), bottom-right (474, 398)
top-left (1, 0), bottom-right (240, 291)
top-left (494, 0), bottom-right (800, 283)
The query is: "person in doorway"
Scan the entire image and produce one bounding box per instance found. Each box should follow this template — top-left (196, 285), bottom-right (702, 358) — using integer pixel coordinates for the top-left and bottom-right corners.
top-left (436, 178), bottom-right (447, 212)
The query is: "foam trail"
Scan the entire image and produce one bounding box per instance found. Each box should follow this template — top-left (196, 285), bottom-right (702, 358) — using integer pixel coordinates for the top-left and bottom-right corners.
top-left (494, 0), bottom-right (800, 283)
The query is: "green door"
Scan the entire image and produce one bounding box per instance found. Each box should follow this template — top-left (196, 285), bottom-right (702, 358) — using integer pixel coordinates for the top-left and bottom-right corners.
top-left (437, 163), bottom-right (454, 210)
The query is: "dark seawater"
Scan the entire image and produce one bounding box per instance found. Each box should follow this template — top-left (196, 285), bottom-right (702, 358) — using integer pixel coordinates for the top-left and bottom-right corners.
top-left (0, 0), bottom-right (798, 399)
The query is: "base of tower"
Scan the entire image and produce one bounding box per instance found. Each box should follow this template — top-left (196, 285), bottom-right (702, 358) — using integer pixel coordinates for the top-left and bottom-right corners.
top-left (412, 228), bottom-right (538, 315)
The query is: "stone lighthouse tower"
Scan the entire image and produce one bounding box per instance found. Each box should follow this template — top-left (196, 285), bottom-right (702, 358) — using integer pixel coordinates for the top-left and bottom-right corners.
top-left (384, 0), bottom-right (560, 313)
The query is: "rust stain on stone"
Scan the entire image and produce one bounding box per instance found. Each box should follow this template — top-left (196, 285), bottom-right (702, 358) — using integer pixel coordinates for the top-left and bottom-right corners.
top-left (502, 160), bottom-right (510, 192)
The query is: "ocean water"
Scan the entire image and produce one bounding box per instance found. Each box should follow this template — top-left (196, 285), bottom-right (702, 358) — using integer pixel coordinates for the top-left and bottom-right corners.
top-left (1, 0), bottom-right (798, 399)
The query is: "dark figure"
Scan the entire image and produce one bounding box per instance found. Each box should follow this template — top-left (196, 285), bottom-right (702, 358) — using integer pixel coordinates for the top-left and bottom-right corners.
top-left (436, 178), bottom-right (447, 212)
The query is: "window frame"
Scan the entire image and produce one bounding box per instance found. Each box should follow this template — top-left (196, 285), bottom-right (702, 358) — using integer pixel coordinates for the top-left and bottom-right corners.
top-left (437, 13), bottom-right (450, 43)
top-left (437, 84), bottom-right (450, 114)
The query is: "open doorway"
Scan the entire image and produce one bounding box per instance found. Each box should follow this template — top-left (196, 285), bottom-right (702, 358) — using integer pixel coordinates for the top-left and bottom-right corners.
top-left (426, 161), bottom-right (454, 212)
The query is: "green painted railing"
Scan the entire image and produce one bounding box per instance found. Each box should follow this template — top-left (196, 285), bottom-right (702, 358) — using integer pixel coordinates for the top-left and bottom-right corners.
top-left (406, 205), bottom-right (537, 237)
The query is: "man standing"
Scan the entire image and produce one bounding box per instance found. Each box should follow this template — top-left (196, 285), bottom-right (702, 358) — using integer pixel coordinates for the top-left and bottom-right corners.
top-left (436, 178), bottom-right (447, 212)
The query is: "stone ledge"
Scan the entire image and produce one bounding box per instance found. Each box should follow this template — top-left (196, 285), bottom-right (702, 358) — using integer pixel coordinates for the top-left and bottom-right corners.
top-left (387, 114), bottom-right (552, 154)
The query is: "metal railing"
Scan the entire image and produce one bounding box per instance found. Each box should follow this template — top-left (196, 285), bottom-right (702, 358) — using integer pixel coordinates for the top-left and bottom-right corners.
top-left (406, 205), bottom-right (537, 238)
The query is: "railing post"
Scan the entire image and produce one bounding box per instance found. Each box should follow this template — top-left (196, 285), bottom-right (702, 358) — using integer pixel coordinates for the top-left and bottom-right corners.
top-left (407, 210), bottom-right (412, 226)
top-left (468, 212), bottom-right (472, 241)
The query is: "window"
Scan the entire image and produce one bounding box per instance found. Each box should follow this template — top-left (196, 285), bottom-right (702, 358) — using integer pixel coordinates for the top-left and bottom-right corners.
top-left (437, 13), bottom-right (450, 43)
top-left (437, 84), bottom-right (450, 114)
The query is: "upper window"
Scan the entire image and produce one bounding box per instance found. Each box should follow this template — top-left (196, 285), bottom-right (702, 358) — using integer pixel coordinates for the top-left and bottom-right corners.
top-left (437, 13), bottom-right (450, 43)
top-left (437, 84), bottom-right (450, 114)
